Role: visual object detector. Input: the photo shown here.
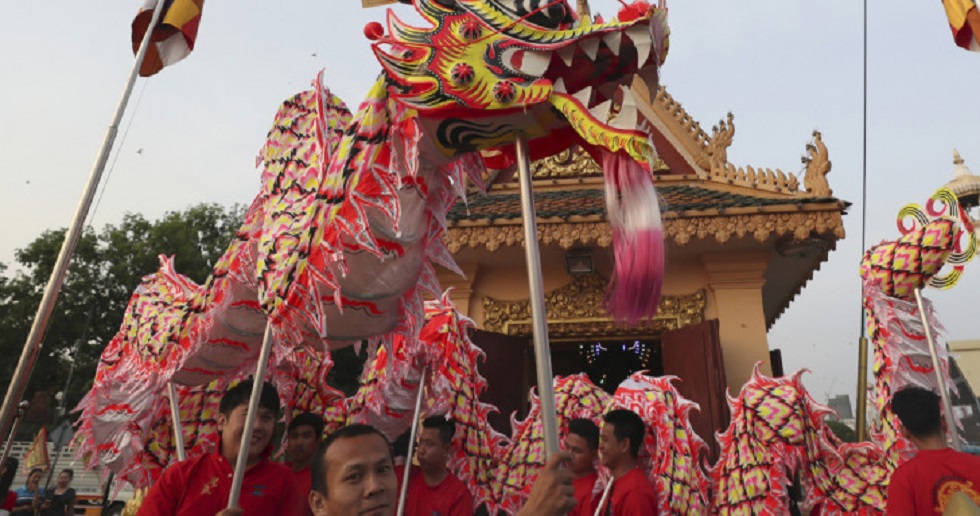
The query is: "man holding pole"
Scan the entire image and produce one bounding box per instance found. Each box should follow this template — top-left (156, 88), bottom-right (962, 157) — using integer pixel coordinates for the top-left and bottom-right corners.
top-left (886, 386), bottom-right (980, 515)
top-left (396, 416), bottom-right (473, 516)
top-left (565, 418), bottom-right (600, 516)
top-left (137, 380), bottom-right (303, 516)
top-left (595, 409), bottom-right (658, 516)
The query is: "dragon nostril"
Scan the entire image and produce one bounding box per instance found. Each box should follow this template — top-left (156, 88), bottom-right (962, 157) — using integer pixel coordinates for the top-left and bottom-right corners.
top-left (493, 80), bottom-right (516, 104)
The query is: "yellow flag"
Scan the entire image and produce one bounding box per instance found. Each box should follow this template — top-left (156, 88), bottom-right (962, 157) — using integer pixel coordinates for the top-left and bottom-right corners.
top-left (23, 427), bottom-right (49, 472)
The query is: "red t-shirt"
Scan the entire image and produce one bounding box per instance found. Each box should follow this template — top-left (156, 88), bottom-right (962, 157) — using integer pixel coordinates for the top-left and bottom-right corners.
top-left (292, 467), bottom-right (313, 516)
top-left (571, 472), bottom-right (598, 516)
top-left (886, 448), bottom-right (980, 515)
top-left (136, 452), bottom-right (305, 516)
top-left (597, 467), bottom-right (658, 516)
top-left (396, 466), bottom-right (474, 516)
top-left (2, 491), bottom-right (15, 510)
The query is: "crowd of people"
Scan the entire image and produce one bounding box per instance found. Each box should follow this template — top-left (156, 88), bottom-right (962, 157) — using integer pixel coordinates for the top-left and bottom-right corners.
top-left (129, 380), bottom-right (665, 515)
top-left (5, 379), bottom-right (956, 515)
top-left (0, 458), bottom-right (75, 516)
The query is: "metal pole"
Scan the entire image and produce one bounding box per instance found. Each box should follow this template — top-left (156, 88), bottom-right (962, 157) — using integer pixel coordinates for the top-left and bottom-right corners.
top-left (913, 289), bottom-right (961, 451)
top-left (396, 367), bottom-right (427, 516)
top-left (0, 0), bottom-right (168, 445)
top-left (515, 133), bottom-right (560, 458)
top-left (227, 322), bottom-right (276, 509)
top-left (855, 336), bottom-right (869, 442)
top-left (0, 402), bottom-right (29, 467)
top-left (168, 383), bottom-right (187, 462)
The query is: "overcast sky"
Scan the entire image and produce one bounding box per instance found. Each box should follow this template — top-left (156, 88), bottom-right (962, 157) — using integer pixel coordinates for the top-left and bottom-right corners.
top-left (2, 1), bottom-right (978, 409)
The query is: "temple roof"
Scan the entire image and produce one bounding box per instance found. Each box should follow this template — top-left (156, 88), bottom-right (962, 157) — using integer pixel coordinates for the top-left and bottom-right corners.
top-left (449, 183), bottom-right (842, 224)
top-left (445, 87), bottom-right (849, 329)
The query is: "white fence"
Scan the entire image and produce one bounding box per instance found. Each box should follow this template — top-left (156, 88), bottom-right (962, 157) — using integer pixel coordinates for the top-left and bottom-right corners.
top-left (1, 441), bottom-right (132, 500)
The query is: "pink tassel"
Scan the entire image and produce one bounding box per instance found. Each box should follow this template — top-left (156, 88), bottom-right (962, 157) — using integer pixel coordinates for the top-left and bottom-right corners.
top-left (602, 150), bottom-right (665, 323)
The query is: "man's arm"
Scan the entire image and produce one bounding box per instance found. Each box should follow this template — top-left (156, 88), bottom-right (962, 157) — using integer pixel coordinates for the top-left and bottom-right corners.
top-left (517, 453), bottom-right (577, 516)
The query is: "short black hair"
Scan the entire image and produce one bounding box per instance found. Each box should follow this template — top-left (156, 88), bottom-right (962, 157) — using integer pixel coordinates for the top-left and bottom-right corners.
top-left (311, 424), bottom-right (392, 496)
top-left (0, 457), bottom-right (18, 495)
top-left (568, 418), bottom-right (599, 450)
top-left (892, 386), bottom-right (942, 439)
top-left (60, 468), bottom-right (74, 480)
top-left (219, 379), bottom-right (280, 416)
top-left (422, 416), bottom-right (455, 445)
top-left (289, 412), bottom-right (324, 439)
top-left (603, 409), bottom-right (645, 458)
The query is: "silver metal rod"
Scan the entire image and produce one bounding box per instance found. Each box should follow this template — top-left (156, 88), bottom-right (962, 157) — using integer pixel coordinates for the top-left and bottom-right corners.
top-left (0, 0), bottom-right (167, 445)
top-left (593, 478), bottom-right (614, 516)
top-left (396, 367), bottom-right (427, 516)
top-left (168, 383), bottom-right (187, 462)
top-left (856, 336), bottom-right (869, 442)
top-left (515, 133), bottom-right (559, 458)
top-left (227, 322), bottom-right (276, 508)
top-left (913, 289), bottom-right (961, 451)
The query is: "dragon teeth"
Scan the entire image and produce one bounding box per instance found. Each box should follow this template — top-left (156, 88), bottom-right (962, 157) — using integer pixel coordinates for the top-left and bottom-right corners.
top-left (626, 26), bottom-right (652, 66)
top-left (553, 77), bottom-right (567, 94)
top-left (558, 45), bottom-right (576, 68)
top-left (572, 86), bottom-right (593, 106)
top-left (579, 38), bottom-right (600, 61)
top-left (591, 99), bottom-right (612, 122)
top-left (602, 32), bottom-right (622, 57)
top-left (522, 50), bottom-right (551, 76)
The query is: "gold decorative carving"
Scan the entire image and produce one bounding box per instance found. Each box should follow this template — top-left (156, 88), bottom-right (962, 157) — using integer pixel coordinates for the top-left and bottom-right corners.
top-left (653, 87), bottom-right (712, 164)
top-left (531, 147), bottom-right (603, 179)
top-left (707, 161), bottom-right (800, 194)
top-left (530, 146), bottom-right (666, 180)
top-left (803, 131), bottom-right (833, 197)
top-left (665, 211), bottom-right (845, 245)
top-left (482, 273), bottom-right (707, 338)
top-left (445, 222), bottom-right (613, 253)
top-left (705, 112), bottom-right (735, 165)
top-left (445, 210), bottom-right (845, 251)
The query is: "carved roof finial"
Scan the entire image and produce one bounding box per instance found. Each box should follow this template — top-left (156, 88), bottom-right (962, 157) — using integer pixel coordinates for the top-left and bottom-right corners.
top-left (803, 131), bottom-right (832, 197)
top-left (577, 0), bottom-right (592, 19)
top-left (953, 148), bottom-right (974, 179)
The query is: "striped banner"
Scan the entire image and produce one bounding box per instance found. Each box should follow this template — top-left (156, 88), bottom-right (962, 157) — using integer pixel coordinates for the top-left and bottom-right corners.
top-left (132, 0), bottom-right (206, 77)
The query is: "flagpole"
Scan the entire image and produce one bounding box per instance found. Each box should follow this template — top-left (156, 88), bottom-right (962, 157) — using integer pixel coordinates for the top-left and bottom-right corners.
top-left (0, 0), bottom-right (168, 445)
top-left (515, 133), bottom-right (560, 458)
top-left (396, 367), bottom-right (427, 516)
top-left (227, 322), bottom-right (275, 509)
top-left (168, 383), bottom-right (187, 461)
top-left (913, 289), bottom-right (961, 451)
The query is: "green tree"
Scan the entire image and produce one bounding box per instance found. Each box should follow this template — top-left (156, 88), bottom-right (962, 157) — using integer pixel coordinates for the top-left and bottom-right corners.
top-left (0, 203), bottom-right (245, 434)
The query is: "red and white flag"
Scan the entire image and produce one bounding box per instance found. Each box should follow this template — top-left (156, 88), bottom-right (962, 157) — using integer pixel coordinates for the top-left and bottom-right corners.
top-left (943, 0), bottom-right (980, 51)
top-left (132, 0), bottom-right (206, 77)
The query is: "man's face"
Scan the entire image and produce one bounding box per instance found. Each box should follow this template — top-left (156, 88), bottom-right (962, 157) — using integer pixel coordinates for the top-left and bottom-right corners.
top-left (309, 434), bottom-right (396, 516)
top-left (599, 422), bottom-right (627, 469)
top-left (564, 433), bottom-right (597, 476)
top-left (287, 424), bottom-right (320, 468)
top-left (415, 428), bottom-right (449, 471)
top-left (217, 404), bottom-right (276, 462)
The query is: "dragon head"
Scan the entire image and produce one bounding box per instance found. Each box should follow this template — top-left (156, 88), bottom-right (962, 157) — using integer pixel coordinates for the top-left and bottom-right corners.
top-left (373, 0), bottom-right (669, 163)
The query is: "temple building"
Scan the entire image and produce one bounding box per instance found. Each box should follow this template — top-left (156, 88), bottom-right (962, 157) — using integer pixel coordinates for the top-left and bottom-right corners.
top-left (439, 86), bottom-right (848, 444)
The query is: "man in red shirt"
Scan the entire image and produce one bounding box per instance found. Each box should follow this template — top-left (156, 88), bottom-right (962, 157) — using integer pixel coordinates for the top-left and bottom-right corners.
top-left (308, 424), bottom-right (397, 516)
top-left (886, 386), bottom-right (980, 515)
top-left (137, 380), bottom-right (304, 516)
top-left (397, 416), bottom-right (474, 516)
top-left (287, 412), bottom-right (323, 516)
top-left (566, 418), bottom-right (600, 516)
top-left (596, 409), bottom-right (657, 516)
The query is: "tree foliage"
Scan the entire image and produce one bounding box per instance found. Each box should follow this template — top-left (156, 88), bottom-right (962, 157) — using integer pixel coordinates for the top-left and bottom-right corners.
top-left (0, 204), bottom-right (245, 426)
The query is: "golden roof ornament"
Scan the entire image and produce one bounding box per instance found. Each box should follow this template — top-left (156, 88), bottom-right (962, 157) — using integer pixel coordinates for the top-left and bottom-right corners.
top-left (946, 149), bottom-right (980, 212)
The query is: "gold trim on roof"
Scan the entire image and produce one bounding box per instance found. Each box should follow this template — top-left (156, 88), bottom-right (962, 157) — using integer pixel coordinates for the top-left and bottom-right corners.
top-left (482, 273), bottom-right (706, 338)
top-left (531, 147), bottom-right (603, 179)
top-left (444, 210), bottom-right (845, 252)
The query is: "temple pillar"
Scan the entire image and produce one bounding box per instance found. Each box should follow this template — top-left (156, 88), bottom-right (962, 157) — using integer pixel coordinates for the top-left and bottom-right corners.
top-left (703, 250), bottom-right (772, 391)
